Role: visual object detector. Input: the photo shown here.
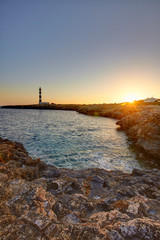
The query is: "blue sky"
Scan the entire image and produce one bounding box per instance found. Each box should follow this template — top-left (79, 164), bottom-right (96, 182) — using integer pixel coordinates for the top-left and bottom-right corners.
top-left (0, 0), bottom-right (160, 104)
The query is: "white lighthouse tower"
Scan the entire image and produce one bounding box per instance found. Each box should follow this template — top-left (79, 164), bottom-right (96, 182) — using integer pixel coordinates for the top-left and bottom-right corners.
top-left (39, 87), bottom-right (42, 104)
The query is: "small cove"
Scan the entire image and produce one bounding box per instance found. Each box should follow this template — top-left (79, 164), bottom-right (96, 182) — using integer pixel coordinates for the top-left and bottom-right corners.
top-left (0, 108), bottom-right (154, 172)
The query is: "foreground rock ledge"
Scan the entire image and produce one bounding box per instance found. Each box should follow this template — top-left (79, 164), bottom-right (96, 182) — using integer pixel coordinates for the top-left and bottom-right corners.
top-left (0, 138), bottom-right (160, 240)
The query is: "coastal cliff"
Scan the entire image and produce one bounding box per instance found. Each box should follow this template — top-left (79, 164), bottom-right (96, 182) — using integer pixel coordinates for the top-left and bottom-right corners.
top-left (0, 138), bottom-right (160, 239)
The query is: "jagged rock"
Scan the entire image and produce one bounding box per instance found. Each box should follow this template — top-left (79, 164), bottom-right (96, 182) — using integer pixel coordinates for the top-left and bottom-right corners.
top-left (116, 218), bottom-right (160, 240)
top-left (116, 106), bottom-right (160, 159)
top-left (0, 138), bottom-right (160, 239)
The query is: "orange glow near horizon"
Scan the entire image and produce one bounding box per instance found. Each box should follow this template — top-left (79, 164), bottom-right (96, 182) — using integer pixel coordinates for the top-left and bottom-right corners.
top-left (0, 69), bottom-right (160, 105)
top-left (122, 94), bottom-right (140, 103)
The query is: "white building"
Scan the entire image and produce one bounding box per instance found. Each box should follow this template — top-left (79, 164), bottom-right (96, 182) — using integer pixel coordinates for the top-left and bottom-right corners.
top-left (144, 97), bottom-right (158, 103)
top-left (39, 102), bottom-right (50, 105)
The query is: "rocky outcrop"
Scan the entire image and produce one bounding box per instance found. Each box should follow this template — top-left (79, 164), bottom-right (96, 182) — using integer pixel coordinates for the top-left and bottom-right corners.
top-left (116, 106), bottom-right (160, 159)
top-left (0, 138), bottom-right (160, 239)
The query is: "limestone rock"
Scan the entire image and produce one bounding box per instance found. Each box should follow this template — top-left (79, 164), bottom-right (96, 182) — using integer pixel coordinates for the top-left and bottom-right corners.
top-left (116, 106), bottom-right (160, 159)
top-left (0, 138), bottom-right (160, 239)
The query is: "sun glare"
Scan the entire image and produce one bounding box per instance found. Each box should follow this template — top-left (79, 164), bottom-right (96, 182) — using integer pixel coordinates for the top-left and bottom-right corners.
top-left (123, 94), bottom-right (139, 103)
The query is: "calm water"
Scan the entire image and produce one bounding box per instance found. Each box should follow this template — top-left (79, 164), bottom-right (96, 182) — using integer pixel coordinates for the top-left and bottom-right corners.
top-left (0, 108), bottom-right (147, 172)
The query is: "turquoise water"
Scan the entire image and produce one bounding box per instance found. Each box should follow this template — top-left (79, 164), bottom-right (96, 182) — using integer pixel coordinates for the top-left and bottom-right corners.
top-left (0, 108), bottom-right (143, 172)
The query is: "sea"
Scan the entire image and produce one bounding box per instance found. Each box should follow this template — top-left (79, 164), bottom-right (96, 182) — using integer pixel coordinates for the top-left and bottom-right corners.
top-left (0, 108), bottom-right (154, 172)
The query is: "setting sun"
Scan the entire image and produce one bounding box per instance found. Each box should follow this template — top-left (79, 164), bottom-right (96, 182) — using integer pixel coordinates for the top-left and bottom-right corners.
top-left (123, 94), bottom-right (139, 103)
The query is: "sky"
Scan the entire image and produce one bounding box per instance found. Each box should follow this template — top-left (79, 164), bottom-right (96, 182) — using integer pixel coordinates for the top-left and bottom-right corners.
top-left (0, 0), bottom-right (160, 105)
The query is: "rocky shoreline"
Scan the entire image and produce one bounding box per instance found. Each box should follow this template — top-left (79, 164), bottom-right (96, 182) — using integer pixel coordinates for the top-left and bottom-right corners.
top-left (0, 137), bottom-right (160, 239)
top-left (116, 105), bottom-right (160, 159)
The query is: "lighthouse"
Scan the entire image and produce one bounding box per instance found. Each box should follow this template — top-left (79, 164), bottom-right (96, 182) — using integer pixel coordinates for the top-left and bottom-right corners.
top-left (38, 87), bottom-right (50, 105)
top-left (39, 87), bottom-right (42, 104)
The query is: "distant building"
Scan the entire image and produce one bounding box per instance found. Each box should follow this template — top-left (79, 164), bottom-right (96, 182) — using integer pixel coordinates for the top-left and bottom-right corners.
top-left (39, 102), bottom-right (50, 105)
top-left (144, 97), bottom-right (158, 103)
top-left (39, 87), bottom-right (50, 105)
